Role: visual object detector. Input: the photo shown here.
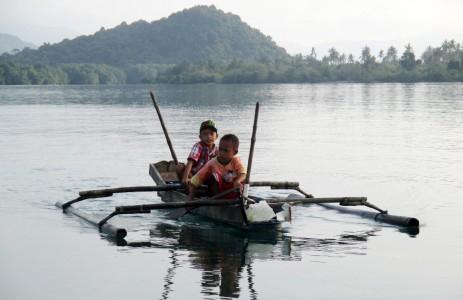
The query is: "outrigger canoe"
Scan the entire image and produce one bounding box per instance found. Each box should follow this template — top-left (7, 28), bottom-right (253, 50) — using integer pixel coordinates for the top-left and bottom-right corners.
top-left (56, 159), bottom-right (419, 240)
top-left (56, 91), bottom-right (420, 241)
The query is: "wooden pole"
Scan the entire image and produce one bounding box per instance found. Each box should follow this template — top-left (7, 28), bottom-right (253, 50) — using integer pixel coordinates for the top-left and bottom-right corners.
top-left (243, 102), bottom-right (259, 198)
top-left (150, 91), bottom-right (178, 164)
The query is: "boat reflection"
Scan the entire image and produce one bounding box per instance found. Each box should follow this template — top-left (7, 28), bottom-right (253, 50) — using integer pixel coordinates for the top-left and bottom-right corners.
top-left (120, 220), bottom-right (378, 299)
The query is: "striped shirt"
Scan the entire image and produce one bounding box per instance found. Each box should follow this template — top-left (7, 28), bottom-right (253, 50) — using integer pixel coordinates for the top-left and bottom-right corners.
top-left (188, 141), bottom-right (218, 174)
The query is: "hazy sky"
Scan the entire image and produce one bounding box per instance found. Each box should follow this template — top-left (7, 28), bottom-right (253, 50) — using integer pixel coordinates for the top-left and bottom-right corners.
top-left (1, 0), bottom-right (462, 56)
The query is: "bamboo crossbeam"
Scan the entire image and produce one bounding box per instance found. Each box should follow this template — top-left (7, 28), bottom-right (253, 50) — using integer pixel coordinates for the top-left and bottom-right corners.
top-left (79, 184), bottom-right (183, 197)
top-left (250, 181), bottom-right (299, 189)
top-left (265, 196), bottom-right (367, 205)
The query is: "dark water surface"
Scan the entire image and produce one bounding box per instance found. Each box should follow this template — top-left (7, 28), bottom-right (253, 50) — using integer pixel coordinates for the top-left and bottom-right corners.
top-left (0, 83), bottom-right (462, 299)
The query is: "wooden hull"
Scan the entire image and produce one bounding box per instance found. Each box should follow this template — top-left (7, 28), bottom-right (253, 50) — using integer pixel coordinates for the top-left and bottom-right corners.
top-left (149, 161), bottom-right (281, 229)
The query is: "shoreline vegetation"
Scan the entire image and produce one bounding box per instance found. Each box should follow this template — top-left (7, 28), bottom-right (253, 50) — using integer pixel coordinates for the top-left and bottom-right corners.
top-left (1, 40), bottom-right (462, 85)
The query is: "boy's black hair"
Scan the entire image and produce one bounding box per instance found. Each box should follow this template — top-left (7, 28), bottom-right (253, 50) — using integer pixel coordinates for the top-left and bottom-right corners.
top-left (220, 134), bottom-right (239, 152)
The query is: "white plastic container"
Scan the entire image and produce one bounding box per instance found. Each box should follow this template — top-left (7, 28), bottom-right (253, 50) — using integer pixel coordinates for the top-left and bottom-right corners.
top-left (245, 200), bottom-right (276, 222)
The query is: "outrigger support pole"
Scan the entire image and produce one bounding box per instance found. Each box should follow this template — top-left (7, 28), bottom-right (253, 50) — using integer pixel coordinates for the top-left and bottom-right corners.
top-left (55, 201), bottom-right (128, 240)
top-left (56, 183), bottom-right (183, 240)
top-left (60, 184), bottom-right (184, 210)
top-left (317, 203), bottom-right (419, 228)
top-left (266, 196), bottom-right (387, 213)
top-left (281, 187), bottom-right (419, 228)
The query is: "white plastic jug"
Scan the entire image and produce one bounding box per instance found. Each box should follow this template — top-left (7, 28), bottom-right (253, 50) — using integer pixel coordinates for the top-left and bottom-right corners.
top-left (245, 200), bottom-right (276, 222)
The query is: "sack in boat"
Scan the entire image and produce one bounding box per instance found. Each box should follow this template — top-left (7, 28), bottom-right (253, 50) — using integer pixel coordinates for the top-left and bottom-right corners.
top-left (245, 200), bottom-right (276, 222)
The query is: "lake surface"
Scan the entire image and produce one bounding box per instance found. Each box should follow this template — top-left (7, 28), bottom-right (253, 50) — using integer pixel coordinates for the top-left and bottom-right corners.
top-left (0, 83), bottom-right (462, 300)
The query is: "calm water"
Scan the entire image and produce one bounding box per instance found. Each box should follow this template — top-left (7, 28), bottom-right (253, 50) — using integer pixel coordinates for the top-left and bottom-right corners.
top-left (0, 83), bottom-right (462, 300)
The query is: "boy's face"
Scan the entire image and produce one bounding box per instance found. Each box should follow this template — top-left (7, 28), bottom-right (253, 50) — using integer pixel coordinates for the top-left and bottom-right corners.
top-left (199, 129), bottom-right (218, 146)
top-left (218, 140), bottom-right (237, 163)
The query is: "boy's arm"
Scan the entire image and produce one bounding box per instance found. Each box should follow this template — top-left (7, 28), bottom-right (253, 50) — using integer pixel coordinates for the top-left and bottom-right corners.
top-left (182, 159), bottom-right (194, 183)
top-left (188, 162), bottom-right (211, 200)
top-left (233, 157), bottom-right (247, 188)
top-left (233, 173), bottom-right (246, 188)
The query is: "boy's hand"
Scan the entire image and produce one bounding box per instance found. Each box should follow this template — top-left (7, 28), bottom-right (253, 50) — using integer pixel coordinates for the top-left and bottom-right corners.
top-left (233, 181), bottom-right (242, 190)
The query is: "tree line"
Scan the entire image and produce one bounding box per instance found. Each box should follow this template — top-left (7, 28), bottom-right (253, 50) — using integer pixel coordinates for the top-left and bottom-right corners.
top-left (1, 40), bottom-right (462, 84)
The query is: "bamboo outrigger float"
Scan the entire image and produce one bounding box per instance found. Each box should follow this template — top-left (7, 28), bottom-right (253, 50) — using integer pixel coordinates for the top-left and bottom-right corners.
top-left (56, 91), bottom-right (419, 241)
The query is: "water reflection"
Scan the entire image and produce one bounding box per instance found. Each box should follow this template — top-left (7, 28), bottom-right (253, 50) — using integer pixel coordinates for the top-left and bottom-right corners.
top-left (119, 221), bottom-right (378, 299)
top-left (160, 248), bottom-right (178, 300)
top-left (154, 222), bottom-right (283, 299)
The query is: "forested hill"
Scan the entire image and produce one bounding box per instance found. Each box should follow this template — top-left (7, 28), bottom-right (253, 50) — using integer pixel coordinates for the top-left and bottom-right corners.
top-left (2, 5), bottom-right (288, 65)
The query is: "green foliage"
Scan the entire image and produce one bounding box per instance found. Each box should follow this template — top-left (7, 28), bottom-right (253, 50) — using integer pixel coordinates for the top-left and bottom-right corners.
top-left (60, 64), bottom-right (126, 84)
top-left (360, 46), bottom-right (376, 68)
top-left (124, 64), bottom-right (170, 83)
top-left (0, 63), bottom-right (125, 84)
top-left (0, 39), bottom-right (462, 85)
top-left (399, 44), bottom-right (417, 70)
top-left (154, 40), bottom-right (463, 84)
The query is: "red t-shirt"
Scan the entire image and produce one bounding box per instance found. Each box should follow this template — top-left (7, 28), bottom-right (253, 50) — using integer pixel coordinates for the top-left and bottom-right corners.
top-left (191, 156), bottom-right (246, 198)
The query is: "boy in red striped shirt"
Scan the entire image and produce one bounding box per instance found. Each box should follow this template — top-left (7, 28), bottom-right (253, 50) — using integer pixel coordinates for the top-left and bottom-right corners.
top-left (181, 120), bottom-right (219, 184)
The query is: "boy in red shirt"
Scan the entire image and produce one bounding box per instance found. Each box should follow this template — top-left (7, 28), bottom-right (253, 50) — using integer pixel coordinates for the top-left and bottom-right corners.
top-left (181, 120), bottom-right (219, 184)
top-left (189, 134), bottom-right (246, 200)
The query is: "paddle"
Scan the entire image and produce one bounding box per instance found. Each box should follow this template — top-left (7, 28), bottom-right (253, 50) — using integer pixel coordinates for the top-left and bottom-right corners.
top-left (150, 91), bottom-right (178, 164)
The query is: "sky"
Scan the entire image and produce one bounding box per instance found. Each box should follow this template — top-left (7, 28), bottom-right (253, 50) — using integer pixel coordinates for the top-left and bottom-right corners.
top-left (0, 0), bottom-right (462, 56)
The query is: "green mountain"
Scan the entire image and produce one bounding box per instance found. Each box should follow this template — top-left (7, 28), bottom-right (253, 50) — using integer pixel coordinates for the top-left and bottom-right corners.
top-left (3, 6), bottom-right (288, 65)
top-left (0, 33), bottom-right (36, 54)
